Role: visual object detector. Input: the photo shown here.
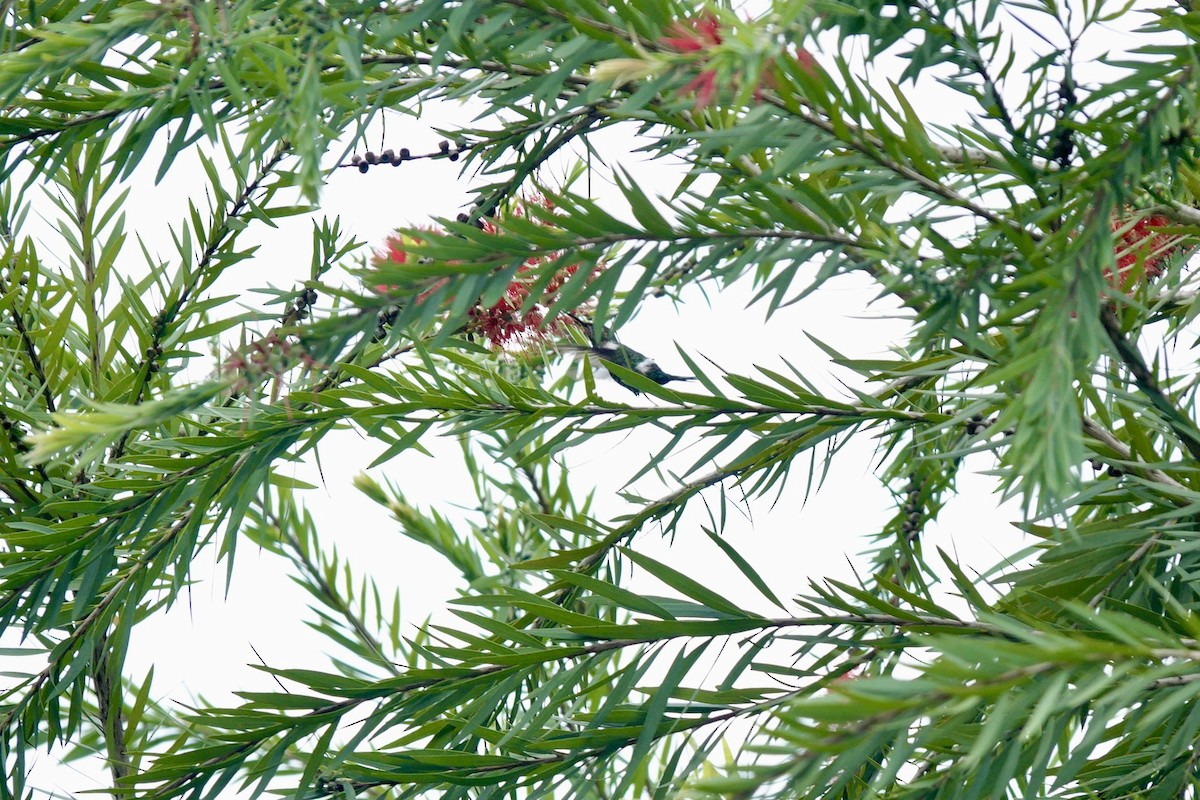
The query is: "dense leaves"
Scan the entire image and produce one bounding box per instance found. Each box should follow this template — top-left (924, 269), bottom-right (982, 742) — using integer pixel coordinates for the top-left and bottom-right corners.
top-left (3, 0), bottom-right (1200, 798)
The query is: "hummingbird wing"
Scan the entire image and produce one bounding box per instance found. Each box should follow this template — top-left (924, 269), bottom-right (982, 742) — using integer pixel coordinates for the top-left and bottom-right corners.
top-left (558, 319), bottom-right (692, 393)
top-left (565, 312), bottom-right (618, 348)
top-left (556, 344), bottom-right (644, 395)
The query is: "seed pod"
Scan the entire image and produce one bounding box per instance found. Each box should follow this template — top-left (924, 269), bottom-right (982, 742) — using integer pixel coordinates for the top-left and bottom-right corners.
top-left (399, 148), bottom-right (411, 160)
top-left (438, 140), bottom-right (450, 153)
top-left (381, 149), bottom-right (395, 162)
top-left (358, 162), bottom-right (369, 174)
top-left (365, 151), bottom-right (378, 164)
top-left (351, 154), bottom-right (362, 165)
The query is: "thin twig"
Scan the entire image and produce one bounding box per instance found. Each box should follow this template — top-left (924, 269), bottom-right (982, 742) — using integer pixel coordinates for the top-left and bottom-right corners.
top-left (1099, 306), bottom-right (1200, 463)
top-left (270, 511), bottom-right (400, 677)
top-left (92, 634), bottom-right (132, 800)
top-left (0, 270), bottom-right (54, 413)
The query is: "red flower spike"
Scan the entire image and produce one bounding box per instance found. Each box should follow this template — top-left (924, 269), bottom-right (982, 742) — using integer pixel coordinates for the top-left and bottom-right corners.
top-left (681, 70), bottom-right (720, 110)
top-left (368, 195), bottom-right (601, 350)
top-left (660, 14), bottom-right (820, 111)
top-left (660, 14), bottom-right (725, 110)
top-left (661, 13), bottom-right (723, 52)
top-left (1106, 212), bottom-right (1185, 291)
top-left (372, 231), bottom-right (428, 293)
top-left (382, 236), bottom-right (407, 265)
top-left (794, 47), bottom-right (818, 77)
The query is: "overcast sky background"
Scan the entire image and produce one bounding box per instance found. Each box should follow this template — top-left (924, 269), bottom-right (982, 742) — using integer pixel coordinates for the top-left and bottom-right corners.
top-left (18, 3), bottom-right (1178, 795)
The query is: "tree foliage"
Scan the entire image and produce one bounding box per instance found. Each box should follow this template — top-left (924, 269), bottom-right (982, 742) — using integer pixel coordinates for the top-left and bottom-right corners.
top-left (3, 0), bottom-right (1200, 798)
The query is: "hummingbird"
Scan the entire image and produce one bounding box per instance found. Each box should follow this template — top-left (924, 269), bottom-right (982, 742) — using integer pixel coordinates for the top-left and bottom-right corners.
top-left (563, 314), bottom-right (694, 395)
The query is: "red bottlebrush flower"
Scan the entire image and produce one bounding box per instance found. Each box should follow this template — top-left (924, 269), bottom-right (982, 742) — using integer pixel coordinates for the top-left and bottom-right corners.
top-left (794, 47), bottom-right (818, 76)
top-left (378, 233), bottom-right (410, 266)
top-left (368, 196), bottom-right (600, 350)
top-left (659, 14), bottom-right (821, 111)
top-left (834, 666), bottom-right (864, 682)
top-left (466, 260), bottom-right (582, 349)
top-left (371, 231), bottom-right (427, 293)
top-left (661, 14), bottom-right (725, 110)
top-left (1107, 212), bottom-right (1185, 290)
top-left (661, 13), bottom-right (723, 52)
top-left (681, 70), bottom-right (720, 110)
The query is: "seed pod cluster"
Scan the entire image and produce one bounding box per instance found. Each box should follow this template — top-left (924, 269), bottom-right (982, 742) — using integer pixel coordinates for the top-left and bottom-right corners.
top-left (374, 304), bottom-right (400, 342)
top-left (147, 343), bottom-right (164, 373)
top-left (1087, 457), bottom-right (1125, 478)
top-left (290, 287), bottom-right (318, 322)
top-left (900, 476), bottom-right (923, 537)
top-left (348, 140), bottom-right (467, 173)
top-left (965, 412), bottom-right (989, 437)
top-left (1, 413), bottom-right (29, 454)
